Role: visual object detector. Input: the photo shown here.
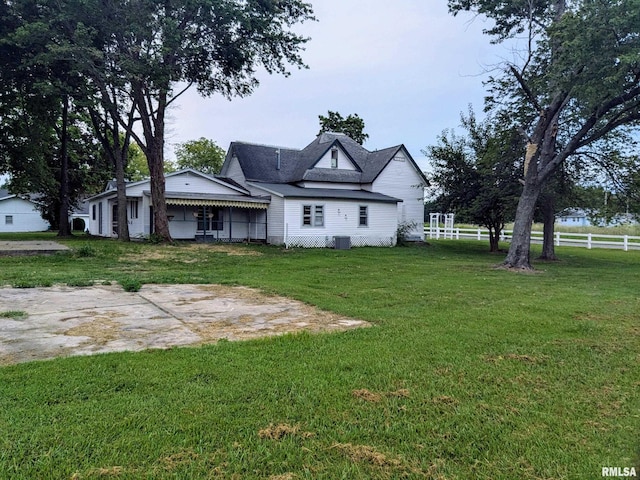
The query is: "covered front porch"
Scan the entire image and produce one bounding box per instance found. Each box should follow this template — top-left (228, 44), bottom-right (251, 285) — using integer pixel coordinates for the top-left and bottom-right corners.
top-left (157, 192), bottom-right (270, 242)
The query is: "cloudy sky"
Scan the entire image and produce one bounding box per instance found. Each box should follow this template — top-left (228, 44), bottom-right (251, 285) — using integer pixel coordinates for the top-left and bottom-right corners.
top-left (165, 0), bottom-right (505, 170)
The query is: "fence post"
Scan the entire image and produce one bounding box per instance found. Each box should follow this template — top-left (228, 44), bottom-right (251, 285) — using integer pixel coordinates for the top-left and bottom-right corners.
top-left (477, 229), bottom-right (482, 241)
top-left (555, 231), bottom-right (560, 246)
top-left (587, 233), bottom-right (592, 249)
top-left (624, 235), bottom-right (628, 251)
top-left (456, 228), bottom-right (460, 240)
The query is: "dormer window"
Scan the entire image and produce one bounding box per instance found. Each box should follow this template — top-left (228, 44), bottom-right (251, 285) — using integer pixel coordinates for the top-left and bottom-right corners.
top-left (331, 147), bottom-right (338, 168)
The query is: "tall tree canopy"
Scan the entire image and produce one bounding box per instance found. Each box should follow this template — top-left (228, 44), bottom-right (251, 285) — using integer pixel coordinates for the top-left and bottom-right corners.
top-left (174, 138), bottom-right (225, 175)
top-left (318, 111), bottom-right (369, 145)
top-left (449, 0), bottom-right (640, 269)
top-left (1, 0), bottom-right (314, 242)
top-left (426, 110), bottom-right (522, 252)
top-left (109, 0), bottom-right (315, 241)
top-left (0, 0), bottom-right (112, 233)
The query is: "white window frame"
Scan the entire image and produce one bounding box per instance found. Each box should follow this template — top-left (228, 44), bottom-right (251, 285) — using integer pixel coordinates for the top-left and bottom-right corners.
top-left (330, 148), bottom-right (338, 169)
top-left (302, 204), bottom-right (325, 227)
top-left (358, 205), bottom-right (368, 227)
top-left (5, 215), bottom-right (13, 225)
top-left (314, 205), bottom-right (324, 227)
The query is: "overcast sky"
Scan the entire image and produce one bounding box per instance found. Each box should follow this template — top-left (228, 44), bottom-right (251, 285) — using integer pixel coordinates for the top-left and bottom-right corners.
top-left (165, 0), bottom-right (504, 170)
top-left (0, 2), bottom-right (503, 187)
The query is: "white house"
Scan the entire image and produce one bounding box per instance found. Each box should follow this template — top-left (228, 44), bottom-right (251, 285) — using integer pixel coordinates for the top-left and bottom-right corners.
top-left (87, 169), bottom-right (270, 241)
top-left (222, 132), bottom-right (427, 247)
top-left (87, 133), bottom-right (427, 247)
top-left (0, 189), bottom-right (50, 232)
top-left (556, 208), bottom-right (590, 227)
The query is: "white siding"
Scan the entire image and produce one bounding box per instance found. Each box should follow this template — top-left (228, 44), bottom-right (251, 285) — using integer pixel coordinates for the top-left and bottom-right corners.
top-left (166, 171), bottom-right (243, 195)
top-left (222, 156), bottom-right (248, 186)
top-left (313, 145), bottom-right (358, 170)
top-left (266, 195), bottom-right (285, 244)
top-left (372, 149), bottom-right (426, 240)
top-left (0, 197), bottom-right (50, 232)
top-left (281, 198), bottom-right (397, 247)
top-left (88, 200), bottom-right (110, 237)
top-left (125, 171), bottom-right (243, 197)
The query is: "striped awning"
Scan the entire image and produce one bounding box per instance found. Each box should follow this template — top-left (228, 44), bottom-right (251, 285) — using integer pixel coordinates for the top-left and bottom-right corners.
top-left (166, 198), bottom-right (269, 209)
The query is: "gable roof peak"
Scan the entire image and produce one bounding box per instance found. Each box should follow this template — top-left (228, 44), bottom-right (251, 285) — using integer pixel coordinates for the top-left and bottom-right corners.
top-left (230, 140), bottom-right (299, 152)
top-left (318, 131), bottom-right (352, 145)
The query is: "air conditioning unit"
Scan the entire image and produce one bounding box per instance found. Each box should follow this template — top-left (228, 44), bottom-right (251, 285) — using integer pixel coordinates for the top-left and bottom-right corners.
top-left (334, 236), bottom-right (351, 250)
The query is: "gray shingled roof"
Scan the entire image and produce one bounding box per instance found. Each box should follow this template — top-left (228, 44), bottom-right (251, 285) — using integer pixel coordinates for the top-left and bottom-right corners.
top-left (223, 143), bottom-right (301, 183)
top-left (248, 183), bottom-right (400, 203)
top-left (0, 189), bottom-right (11, 200)
top-left (226, 132), bottom-right (426, 185)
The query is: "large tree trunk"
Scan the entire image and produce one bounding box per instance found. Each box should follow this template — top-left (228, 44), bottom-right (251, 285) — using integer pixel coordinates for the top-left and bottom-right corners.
top-left (115, 148), bottom-right (130, 242)
top-left (538, 196), bottom-right (558, 260)
top-left (133, 84), bottom-right (172, 242)
top-left (489, 229), bottom-right (499, 252)
top-left (488, 225), bottom-right (500, 252)
top-left (57, 94), bottom-right (72, 237)
top-left (503, 180), bottom-right (543, 269)
top-left (147, 136), bottom-right (170, 240)
top-left (89, 89), bottom-right (133, 242)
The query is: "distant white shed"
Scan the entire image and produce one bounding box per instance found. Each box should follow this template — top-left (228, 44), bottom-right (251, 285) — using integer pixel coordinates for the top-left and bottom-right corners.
top-left (0, 189), bottom-right (50, 232)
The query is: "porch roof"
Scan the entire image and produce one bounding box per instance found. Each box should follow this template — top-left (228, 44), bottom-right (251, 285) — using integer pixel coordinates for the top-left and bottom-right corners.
top-left (144, 191), bottom-right (271, 209)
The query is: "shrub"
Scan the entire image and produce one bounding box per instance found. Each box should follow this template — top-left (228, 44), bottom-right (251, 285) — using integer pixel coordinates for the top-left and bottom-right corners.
top-left (120, 279), bottom-right (142, 292)
top-left (396, 220), bottom-right (418, 246)
top-left (74, 244), bottom-right (97, 258)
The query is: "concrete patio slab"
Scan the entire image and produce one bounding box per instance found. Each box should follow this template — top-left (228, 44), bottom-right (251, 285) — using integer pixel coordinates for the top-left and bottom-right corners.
top-left (0, 284), bottom-right (369, 365)
top-left (0, 240), bottom-right (70, 256)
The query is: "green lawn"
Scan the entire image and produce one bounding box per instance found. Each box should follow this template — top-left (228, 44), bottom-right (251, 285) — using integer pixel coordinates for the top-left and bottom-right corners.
top-left (0, 234), bottom-right (638, 479)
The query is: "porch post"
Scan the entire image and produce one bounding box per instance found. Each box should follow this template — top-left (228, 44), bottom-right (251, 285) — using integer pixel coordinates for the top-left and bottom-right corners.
top-left (229, 206), bottom-right (233, 242)
top-left (203, 206), bottom-right (208, 242)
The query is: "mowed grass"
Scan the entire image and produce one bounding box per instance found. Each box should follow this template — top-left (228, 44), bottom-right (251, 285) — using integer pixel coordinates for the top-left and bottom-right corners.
top-left (0, 234), bottom-right (638, 479)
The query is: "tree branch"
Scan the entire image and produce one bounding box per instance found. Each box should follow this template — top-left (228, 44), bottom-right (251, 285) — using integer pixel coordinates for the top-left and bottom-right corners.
top-left (509, 64), bottom-right (541, 111)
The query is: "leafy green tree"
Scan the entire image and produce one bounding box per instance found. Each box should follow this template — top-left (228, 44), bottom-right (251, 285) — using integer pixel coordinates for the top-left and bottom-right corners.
top-left (318, 111), bottom-right (369, 145)
top-left (98, 0), bottom-right (315, 242)
top-left (124, 143), bottom-right (175, 182)
top-left (426, 110), bottom-right (522, 252)
top-left (124, 143), bottom-right (150, 182)
top-left (0, 0), bottom-right (113, 235)
top-left (174, 138), bottom-right (226, 175)
top-left (1, 0), bottom-right (314, 242)
top-left (449, 0), bottom-right (640, 269)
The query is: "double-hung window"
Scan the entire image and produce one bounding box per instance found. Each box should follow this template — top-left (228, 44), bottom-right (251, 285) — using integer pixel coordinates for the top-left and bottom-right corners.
top-left (302, 204), bottom-right (324, 227)
top-left (5, 215), bottom-right (13, 225)
top-left (359, 206), bottom-right (368, 227)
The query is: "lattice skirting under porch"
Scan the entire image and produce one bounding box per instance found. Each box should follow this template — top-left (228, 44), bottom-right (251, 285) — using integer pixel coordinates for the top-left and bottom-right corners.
top-left (195, 235), bottom-right (265, 244)
top-left (285, 235), bottom-right (396, 248)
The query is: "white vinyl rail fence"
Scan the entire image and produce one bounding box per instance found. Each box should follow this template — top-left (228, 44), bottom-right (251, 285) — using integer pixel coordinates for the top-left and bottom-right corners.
top-left (425, 226), bottom-right (640, 251)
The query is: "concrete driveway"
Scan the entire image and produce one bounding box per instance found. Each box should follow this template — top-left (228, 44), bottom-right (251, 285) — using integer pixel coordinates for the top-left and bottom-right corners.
top-left (0, 284), bottom-right (369, 365)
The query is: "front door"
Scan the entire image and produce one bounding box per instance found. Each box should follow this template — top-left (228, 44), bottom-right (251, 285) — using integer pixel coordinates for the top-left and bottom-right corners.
top-left (112, 204), bottom-right (119, 236)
